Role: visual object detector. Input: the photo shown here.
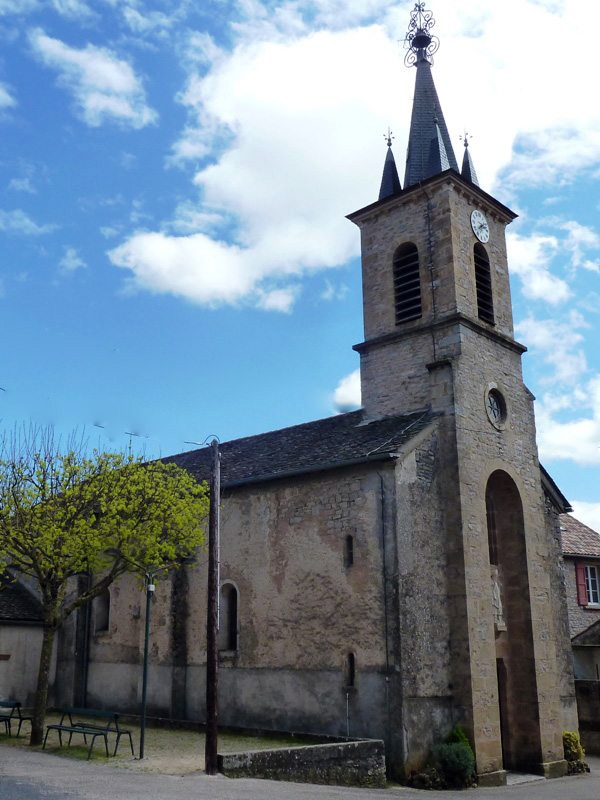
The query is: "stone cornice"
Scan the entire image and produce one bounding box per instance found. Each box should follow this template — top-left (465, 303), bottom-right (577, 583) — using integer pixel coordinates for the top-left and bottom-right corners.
top-left (353, 312), bottom-right (527, 356)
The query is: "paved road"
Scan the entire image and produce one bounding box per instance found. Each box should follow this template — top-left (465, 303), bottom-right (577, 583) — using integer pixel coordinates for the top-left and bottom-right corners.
top-left (2, 747), bottom-right (600, 799)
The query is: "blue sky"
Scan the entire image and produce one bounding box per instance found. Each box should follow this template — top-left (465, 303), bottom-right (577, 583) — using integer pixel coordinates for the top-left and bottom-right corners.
top-left (0, 0), bottom-right (599, 528)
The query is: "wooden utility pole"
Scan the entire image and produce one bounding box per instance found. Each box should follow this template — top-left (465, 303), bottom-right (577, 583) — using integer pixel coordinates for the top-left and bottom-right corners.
top-left (205, 438), bottom-right (220, 774)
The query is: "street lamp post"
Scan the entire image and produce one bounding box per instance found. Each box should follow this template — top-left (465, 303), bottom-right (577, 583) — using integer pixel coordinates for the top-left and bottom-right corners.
top-left (104, 550), bottom-right (193, 760)
top-left (205, 437), bottom-right (221, 775)
top-left (139, 570), bottom-right (155, 760)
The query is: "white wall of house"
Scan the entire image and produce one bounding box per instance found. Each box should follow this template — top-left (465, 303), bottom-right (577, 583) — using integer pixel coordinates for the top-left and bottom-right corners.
top-left (0, 624), bottom-right (56, 705)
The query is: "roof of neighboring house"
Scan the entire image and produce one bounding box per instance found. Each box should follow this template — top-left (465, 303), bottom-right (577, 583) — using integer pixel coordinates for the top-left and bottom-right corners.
top-left (572, 618), bottom-right (600, 647)
top-left (0, 575), bottom-right (43, 624)
top-left (561, 514), bottom-right (600, 559)
top-left (164, 409), bottom-right (437, 489)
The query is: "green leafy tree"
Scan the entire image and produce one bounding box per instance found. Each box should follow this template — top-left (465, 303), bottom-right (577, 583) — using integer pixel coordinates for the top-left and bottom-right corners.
top-left (0, 426), bottom-right (208, 745)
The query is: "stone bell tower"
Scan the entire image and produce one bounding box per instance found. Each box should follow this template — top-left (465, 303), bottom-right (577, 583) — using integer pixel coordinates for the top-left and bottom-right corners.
top-left (348, 2), bottom-right (575, 784)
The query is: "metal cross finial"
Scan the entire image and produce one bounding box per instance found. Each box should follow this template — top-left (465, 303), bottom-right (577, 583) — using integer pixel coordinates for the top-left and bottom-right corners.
top-left (384, 127), bottom-right (394, 147)
top-left (404, 3), bottom-right (439, 67)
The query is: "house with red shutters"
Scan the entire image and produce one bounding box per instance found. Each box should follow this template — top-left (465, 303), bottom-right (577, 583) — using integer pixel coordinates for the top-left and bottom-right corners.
top-left (561, 515), bottom-right (600, 679)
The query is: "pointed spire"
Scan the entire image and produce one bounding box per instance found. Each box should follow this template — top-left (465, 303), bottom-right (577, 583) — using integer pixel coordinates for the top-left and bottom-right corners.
top-left (379, 129), bottom-right (402, 200)
top-left (427, 118), bottom-right (450, 176)
top-left (403, 4), bottom-right (459, 188)
top-left (460, 133), bottom-right (479, 186)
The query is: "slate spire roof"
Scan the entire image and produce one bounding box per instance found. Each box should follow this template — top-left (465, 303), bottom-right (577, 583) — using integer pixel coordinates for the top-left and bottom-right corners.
top-left (379, 131), bottom-right (402, 200)
top-left (460, 137), bottom-right (480, 186)
top-left (403, 12), bottom-right (458, 188)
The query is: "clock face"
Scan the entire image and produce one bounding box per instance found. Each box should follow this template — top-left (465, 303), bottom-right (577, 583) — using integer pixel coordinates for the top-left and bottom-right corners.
top-left (471, 209), bottom-right (490, 243)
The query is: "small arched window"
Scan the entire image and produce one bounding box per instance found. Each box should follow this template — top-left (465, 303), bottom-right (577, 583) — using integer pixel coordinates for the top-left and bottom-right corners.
top-left (218, 582), bottom-right (238, 652)
top-left (344, 535), bottom-right (354, 568)
top-left (474, 244), bottom-right (494, 324)
top-left (393, 243), bottom-right (421, 324)
top-left (94, 590), bottom-right (110, 634)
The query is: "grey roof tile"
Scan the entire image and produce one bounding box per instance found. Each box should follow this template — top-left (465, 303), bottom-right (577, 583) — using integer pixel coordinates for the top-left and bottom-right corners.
top-left (0, 575), bottom-right (43, 623)
top-left (404, 57), bottom-right (458, 188)
top-left (165, 409), bottom-right (436, 488)
top-left (379, 145), bottom-right (402, 200)
top-left (461, 144), bottom-right (479, 186)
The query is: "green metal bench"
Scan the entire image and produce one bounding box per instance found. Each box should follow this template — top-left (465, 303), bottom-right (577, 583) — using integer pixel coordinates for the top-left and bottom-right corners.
top-left (0, 700), bottom-right (33, 737)
top-left (43, 708), bottom-right (134, 759)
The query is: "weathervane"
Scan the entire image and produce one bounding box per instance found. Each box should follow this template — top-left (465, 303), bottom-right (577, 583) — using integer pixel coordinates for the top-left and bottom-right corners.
top-left (404, 3), bottom-right (439, 67)
top-left (384, 127), bottom-right (395, 147)
top-left (460, 132), bottom-right (473, 148)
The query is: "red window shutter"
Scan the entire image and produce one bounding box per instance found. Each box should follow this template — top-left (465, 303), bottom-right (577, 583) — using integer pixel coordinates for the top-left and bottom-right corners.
top-left (576, 563), bottom-right (588, 606)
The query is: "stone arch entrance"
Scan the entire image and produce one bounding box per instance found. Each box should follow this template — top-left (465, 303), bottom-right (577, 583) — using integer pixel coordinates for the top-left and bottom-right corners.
top-left (485, 470), bottom-right (542, 771)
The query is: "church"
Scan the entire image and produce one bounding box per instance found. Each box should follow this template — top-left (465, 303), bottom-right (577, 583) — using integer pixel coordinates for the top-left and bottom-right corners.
top-left (37, 2), bottom-right (579, 785)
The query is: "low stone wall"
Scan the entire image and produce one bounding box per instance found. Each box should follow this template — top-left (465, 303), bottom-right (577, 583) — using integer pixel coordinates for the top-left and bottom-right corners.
top-left (218, 738), bottom-right (386, 788)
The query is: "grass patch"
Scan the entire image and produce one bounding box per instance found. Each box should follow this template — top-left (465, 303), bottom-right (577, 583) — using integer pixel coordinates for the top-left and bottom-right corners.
top-left (0, 714), bottom-right (324, 775)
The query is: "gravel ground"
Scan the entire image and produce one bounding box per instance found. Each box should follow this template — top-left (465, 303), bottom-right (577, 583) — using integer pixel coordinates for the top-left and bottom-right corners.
top-left (0, 713), bottom-right (311, 775)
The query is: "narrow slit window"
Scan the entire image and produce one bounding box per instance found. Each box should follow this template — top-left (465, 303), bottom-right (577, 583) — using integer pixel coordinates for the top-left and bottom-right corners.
top-left (345, 652), bottom-right (356, 688)
top-left (344, 535), bottom-right (354, 568)
top-left (94, 590), bottom-right (110, 634)
top-left (393, 243), bottom-right (421, 324)
top-left (474, 244), bottom-right (494, 324)
top-left (218, 583), bottom-right (239, 651)
top-left (486, 487), bottom-right (498, 566)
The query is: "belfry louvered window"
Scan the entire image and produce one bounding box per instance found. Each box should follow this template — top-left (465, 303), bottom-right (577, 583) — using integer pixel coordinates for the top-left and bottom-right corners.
top-left (474, 244), bottom-right (494, 324)
top-left (393, 243), bottom-right (421, 324)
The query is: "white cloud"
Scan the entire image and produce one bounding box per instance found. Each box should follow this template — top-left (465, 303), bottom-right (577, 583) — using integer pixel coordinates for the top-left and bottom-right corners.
top-left (114, 25), bottom-right (402, 309)
top-left (0, 0), bottom-right (38, 14)
top-left (516, 311), bottom-right (588, 385)
top-left (0, 82), bottom-right (16, 109)
top-left (558, 220), bottom-right (600, 269)
top-left (121, 5), bottom-right (173, 34)
top-left (256, 286), bottom-right (298, 312)
top-left (0, 209), bottom-right (55, 235)
top-left (8, 177), bottom-right (35, 193)
top-left (570, 504), bottom-right (600, 535)
top-left (321, 279), bottom-right (348, 301)
top-left (333, 368), bottom-right (361, 412)
top-left (51, 0), bottom-right (94, 18)
top-left (59, 246), bottom-right (87, 273)
top-left (167, 201), bottom-right (224, 235)
top-left (535, 374), bottom-right (600, 466)
top-left (114, 1), bottom-right (600, 311)
top-left (29, 29), bottom-right (157, 129)
top-left (506, 232), bottom-right (570, 304)
top-left (100, 225), bottom-right (121, 239)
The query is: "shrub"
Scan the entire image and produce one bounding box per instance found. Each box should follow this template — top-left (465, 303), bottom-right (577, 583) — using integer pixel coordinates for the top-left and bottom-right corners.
top-left (431, 741), bottom-right (476, 788)
top-left (563, 730), bottom-right (585, 762)
top-left (446, 725), bottom-right (471, 747)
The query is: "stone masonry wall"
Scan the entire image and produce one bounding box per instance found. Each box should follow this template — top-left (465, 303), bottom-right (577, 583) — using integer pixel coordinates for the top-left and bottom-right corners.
top-left (81, 462), bottom-right (401, 757)
top-left (393, 425), bottom-right (454, 771)
top-left (354, 175), bottom-right (516, 421)
top-left (452, 322), bottom-right (569, 774)
top-left (218, 739), bottom-right (386, 787)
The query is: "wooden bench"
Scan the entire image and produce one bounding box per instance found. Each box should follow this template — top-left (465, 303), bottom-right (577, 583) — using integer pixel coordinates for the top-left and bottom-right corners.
top-left (0, 700), bottom-right (33, 737)
top-left (43, 708), bottom-right (134, 760)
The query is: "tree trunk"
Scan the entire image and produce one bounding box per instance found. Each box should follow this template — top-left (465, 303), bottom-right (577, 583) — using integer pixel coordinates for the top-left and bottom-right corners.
top-left (30, 624), bottom-right (56, 746)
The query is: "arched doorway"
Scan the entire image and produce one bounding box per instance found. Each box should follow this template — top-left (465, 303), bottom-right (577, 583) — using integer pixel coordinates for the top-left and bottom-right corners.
top-left (485, 470), bottom-right (542, 770)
